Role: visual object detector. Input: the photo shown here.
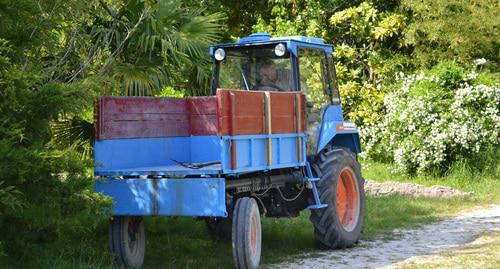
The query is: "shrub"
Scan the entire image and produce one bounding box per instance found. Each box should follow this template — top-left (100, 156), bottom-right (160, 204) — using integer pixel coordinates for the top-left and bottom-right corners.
top-left (0, 39), bottom-right (111, 262)
top-left (363, 62), bottom-right (500, 175)
top-left (339, 81), bottom-right (387, 127)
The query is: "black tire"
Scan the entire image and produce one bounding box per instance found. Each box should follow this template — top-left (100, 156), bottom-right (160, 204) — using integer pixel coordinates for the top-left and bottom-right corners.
top-left (232, 197), bottom-right (262, 269)
top-left (309, 146), bottom-right (365, 249)
top-left (109, 216), bottom-right (145, 268)
top-left (205, 217), bottom-right (232, 241)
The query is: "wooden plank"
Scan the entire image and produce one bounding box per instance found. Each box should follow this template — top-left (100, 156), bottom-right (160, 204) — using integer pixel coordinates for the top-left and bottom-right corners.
top-left (96, 96), bottom-right (218, 139)
top-left (189, 97), bottom-right (218, 136)
top-left (188, 97), bottom-right (217, 115)
top-left (190, 114), bottom-right (218, 136)
top-left (217, 89), bottom-right (265, 135)
top-left (269, 92), bottom-right (305, 134)
top-left (101, 96), bottom-right (187, 114)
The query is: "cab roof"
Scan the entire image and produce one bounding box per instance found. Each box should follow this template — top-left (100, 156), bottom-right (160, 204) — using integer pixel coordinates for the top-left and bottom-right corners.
top-left (209, 33), bottom-right (333, 57)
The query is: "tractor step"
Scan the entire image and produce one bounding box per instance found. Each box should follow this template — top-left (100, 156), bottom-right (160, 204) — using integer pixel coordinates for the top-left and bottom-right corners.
top-left (305, 162), bottom-right (328, 210)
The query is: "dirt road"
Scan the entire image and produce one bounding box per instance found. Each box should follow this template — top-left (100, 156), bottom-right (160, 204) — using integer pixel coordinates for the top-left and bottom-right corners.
top-left (269, 204), bottom-right (500, 269)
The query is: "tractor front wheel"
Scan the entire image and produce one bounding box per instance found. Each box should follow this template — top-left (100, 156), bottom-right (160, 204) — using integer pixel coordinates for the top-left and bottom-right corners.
top-left (109, 216), bottom-right (145, 268)
top-left (232, 197), bottom-right (262, 269)
top-left (310, 147), bottom-right (365, 248)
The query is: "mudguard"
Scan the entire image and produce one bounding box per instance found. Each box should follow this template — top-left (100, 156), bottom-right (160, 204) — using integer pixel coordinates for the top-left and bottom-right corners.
top-left (316, 105), bottom-right (361, 154)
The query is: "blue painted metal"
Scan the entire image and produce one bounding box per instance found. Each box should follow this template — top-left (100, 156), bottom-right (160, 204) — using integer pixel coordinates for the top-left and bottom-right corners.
top-left (316, 105), bottom-right (362, 154)
top-left (94, 133), bottom-right (309, 177)
top-left (305, 162), bottom-right (327, 209)
top-left (93, 164), bottom-right (221, 177)
top-left (96, 178), bottom-right (154, 215)
top-left (210, 33), bottom-right (333, 58)
top-left (236, 32), bottom-right (272, 44)
top-left (96, 178), bottom-right (227, 217)
top-left (221, 133), bottom-right (307, 174)
top-left (94, 136), bottom-right (221, 176)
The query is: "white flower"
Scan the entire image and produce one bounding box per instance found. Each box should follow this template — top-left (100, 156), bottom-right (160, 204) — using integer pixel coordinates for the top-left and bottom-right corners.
top-left (473, 58), bottom-right (487, 66)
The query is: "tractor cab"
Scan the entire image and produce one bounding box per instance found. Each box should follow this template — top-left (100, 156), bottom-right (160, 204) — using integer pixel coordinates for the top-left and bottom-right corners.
top-left (210, 33), bottom-right (340, 106)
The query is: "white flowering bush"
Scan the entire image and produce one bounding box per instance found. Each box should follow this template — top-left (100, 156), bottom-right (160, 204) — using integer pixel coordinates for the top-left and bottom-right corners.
top-left (362, 62), bottom-right (500, 175)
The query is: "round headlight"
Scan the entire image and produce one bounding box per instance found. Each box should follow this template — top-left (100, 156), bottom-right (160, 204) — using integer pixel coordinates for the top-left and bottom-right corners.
top-left (214, 48), bottom-right (226, 61)
top-left (274, 43), bottom-right (286, 57)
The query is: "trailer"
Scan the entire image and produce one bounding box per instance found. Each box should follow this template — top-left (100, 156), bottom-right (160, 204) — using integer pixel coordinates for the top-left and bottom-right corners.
top-left (95, 33), bottom-right (364, 269)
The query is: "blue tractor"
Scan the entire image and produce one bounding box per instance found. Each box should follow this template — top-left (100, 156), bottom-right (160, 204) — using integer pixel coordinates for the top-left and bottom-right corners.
top-left (94, 33), bottom-right (364, 269)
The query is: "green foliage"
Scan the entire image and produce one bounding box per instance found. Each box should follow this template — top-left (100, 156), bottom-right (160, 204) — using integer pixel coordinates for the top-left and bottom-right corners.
top-left (402, 0), bottom-right (500, 68)
top-left (252, 1), bottom-right (407, 128)
top-left (339, 81), bottom-right (386, 127)
top-left (157, 86), bottom-right (185, 98)
top-left (0, 38), bottom-right (110, 261)
top-left (329, 2), bottom-right (406, 126)
top-left (364, 62), bottom-right (500, 175)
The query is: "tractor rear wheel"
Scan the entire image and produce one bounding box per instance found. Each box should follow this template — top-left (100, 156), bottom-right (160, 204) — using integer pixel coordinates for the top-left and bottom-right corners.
top-left (109, 216), bottom-right (145, 268)
top-left (232, 197), bottom-right (261, 269)
top-left (309, 146), bottom-right (365, 248)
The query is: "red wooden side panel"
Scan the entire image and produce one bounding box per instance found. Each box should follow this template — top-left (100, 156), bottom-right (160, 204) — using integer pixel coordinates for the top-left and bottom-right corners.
top-left (217, 90), bottom-right (265, 135)
top-left (216, 89), bottom-right (306, 136)
top-left (96, 97), bottom-right (189, 139)
top-left (297, 94), bottom-right (307, 133)
top-left (188, 97), bottom-right (218, 136)
top-left (95, 90), bottom-right (306, 139)
top-left (269, 92), bottom-right (296, 133)
top-left (95, 96), bottom-right (218, 139)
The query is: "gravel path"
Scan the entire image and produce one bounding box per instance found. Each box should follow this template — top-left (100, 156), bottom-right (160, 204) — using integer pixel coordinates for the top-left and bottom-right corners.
top-left (364, 179), bottom-right (472, 198)
top-left (268, 204), bottom-right (500, 269)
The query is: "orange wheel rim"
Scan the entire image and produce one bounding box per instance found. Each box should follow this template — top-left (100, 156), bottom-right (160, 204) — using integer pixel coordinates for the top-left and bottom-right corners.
top-left (250, 215), bottom-right (257, 255)
top-left (336, 167), bottom-right (360, 232)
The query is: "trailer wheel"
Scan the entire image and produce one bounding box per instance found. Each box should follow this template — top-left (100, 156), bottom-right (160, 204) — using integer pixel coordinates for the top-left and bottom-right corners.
top-left (109, 216), bottom-right (145, 268)
top-left (309, 147), bottom-right (365, 248)
top-left (232, 197), bottom-right (261, 269)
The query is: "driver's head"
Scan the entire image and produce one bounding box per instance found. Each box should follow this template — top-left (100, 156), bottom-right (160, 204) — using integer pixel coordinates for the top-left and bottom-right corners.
top-left (258, 62), bottom-right (278, 83)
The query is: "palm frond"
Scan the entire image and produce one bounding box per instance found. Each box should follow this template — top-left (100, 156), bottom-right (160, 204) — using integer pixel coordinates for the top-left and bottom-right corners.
top-left (51, 118), bottom-right (93, 159)
top-left (112, 63), bottom-right (167, 96)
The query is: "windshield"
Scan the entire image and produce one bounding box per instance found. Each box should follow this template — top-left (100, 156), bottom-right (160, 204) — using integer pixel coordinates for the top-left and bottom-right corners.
top-left (216, 45), bottom-right (292, 92)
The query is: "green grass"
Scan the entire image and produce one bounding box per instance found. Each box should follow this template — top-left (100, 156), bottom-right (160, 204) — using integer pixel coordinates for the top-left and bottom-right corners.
top-left (362, 160), bottom-right (500, 202)
top-left (4, 160), bottom-right (499, 269)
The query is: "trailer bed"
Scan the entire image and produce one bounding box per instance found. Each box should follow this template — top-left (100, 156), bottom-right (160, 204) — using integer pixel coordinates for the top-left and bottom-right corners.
top-left (94, 163), bottom-right (222, 177)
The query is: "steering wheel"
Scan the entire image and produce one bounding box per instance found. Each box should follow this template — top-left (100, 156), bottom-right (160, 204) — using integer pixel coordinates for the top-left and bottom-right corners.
top-left (252, 83), bottom-right (285, 91)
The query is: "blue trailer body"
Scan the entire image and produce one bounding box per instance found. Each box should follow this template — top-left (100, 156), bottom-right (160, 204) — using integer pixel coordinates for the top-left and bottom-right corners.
top-left (94, 132), bottom-right (306, 216)
top-left (221, 133), bottom-right (306, 174)
top-left (95, 178), bottom-right (227, 217)
top-left (94, 136), bottom-right (221, 177)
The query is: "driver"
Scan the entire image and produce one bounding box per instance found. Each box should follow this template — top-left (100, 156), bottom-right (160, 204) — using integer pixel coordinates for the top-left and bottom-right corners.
top-left (256, 61), bottom-right (290, 91)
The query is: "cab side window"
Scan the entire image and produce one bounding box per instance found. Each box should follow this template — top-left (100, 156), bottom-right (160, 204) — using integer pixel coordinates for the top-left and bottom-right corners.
top-left (298, 48), bottom-right (330, 111)
top-left (327, 53), bottom-right (340, 104)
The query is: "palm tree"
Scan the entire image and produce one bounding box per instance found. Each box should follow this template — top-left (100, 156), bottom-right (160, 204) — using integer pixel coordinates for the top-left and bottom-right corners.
top-left (52, 0), bottom-right (224, 158)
